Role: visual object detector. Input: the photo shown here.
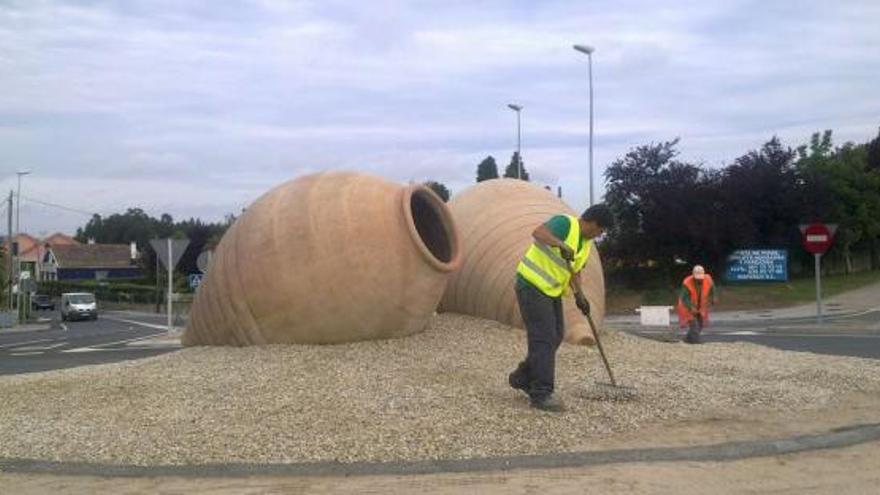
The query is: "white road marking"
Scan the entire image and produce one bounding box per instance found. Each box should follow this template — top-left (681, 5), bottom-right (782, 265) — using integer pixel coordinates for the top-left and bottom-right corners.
top-left (11, 342), bottom-right (67, 352)
top-left (54, 316), bottom-right (180, 354)
top-left (102, 316), bottom-right (181, 332)
top-left (61, 332), bottom-right (176, 354)
top-left (0, 338), bottom-right (54, 350)
top-left (62, 347), bottom-right (100, 353)
top-left (9, 351), bottom-right (45, 356)
top-left (89, 332), bottom-right (167, 349)
top-left (62, 346), bottom-right (175, 354)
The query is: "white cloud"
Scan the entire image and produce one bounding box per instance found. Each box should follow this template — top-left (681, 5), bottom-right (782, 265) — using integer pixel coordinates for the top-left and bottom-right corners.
top-left (0, 0), bottom-right (878, 233)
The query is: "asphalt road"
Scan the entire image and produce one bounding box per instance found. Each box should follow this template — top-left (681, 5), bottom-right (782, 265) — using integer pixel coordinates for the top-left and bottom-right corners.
top-left (0, 310), bottom-right (181, 376)
top-left (625, 310), bottom-right (880, 359)
top-left (2, 308), bottom-right (878, 377)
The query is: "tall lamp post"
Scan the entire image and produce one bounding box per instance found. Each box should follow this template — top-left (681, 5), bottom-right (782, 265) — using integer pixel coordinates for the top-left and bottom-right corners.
top-left (573, 44), bottom-right (595, 205)
top-left (507, 103), bottom-right (523, 179)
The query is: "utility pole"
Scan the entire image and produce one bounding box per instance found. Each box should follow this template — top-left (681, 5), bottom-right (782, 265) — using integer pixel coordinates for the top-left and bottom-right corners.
top-left (13, 171), bottom-right (30, 300)
top-left (6, 191), bottom-right (12, 311)
top-left (155, 253), bottom-right (160, 313)
top-left (167, 238), bottom-right (173, 332)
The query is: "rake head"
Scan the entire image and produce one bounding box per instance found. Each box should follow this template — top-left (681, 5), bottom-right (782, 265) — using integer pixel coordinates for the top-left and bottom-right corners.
top-left (583, 381), bottom-right (639, 402)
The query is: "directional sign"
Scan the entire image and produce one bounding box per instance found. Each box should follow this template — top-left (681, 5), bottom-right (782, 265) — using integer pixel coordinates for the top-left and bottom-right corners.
top-left (196, 249), bottom-right (214, 273)
top-left (799, 224), bottom-right (836, 255)
top-left (150, 238), bottom-right (190, 270)
top-left (188, 273), bottom-right (203, 290)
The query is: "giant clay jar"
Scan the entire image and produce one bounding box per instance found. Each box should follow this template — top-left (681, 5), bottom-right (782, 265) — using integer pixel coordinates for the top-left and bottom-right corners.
top-left (183, 171), bottom-right (462, 346)
top-left (440, 179), bottom-right (605, 345)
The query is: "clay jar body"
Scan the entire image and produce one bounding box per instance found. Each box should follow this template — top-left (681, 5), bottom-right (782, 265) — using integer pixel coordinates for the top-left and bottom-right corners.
top-left (183, 171), bottom-right (461, 346)
top-left (440, 179), bottom-right (605, 345)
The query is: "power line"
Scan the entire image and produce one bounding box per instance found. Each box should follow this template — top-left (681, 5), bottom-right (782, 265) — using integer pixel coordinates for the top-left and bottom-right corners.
top-left (19, 195), bottom-right (97, 216)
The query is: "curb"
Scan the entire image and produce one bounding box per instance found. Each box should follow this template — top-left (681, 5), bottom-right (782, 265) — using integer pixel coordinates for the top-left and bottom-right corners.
top-left (1, 422), bottom-right (878, 478)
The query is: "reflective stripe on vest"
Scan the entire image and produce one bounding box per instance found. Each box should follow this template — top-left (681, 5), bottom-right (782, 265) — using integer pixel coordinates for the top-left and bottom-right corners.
top-left (516, 215), bottom-right (591, 298)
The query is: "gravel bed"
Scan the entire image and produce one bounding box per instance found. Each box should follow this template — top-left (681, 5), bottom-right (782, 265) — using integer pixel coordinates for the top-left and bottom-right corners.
top-left (0, 313), bottom-right (878, 466)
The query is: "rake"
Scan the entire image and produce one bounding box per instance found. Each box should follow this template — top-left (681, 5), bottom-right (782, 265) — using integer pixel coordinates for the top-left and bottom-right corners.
top-left (566, 262), bottom-right (637, 401)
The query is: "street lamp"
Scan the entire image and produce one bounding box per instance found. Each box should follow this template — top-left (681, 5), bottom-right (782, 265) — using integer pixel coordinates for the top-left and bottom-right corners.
top-left (507, 103), bottom-right (523, 179)
top-left (573, 44), bottom-right (595, 205)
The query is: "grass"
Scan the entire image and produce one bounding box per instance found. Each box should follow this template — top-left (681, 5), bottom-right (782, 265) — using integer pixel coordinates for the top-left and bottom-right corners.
top-left (606, 269), bottom-right (880, 315)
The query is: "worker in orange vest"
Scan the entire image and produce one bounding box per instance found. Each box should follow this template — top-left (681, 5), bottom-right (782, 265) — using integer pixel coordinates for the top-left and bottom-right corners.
top-left (676, 265), bottom-right (717, 344)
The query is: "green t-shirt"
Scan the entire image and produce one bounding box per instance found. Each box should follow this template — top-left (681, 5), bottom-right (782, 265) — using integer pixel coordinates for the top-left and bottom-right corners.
top-left (516, 215), bottom-right (584, 289)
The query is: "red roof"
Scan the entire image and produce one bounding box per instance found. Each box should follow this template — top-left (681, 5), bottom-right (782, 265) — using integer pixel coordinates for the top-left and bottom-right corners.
top-left (44, 233), bottom-right (79, 246)
top-left (50, 244), bottom-right (134, 269)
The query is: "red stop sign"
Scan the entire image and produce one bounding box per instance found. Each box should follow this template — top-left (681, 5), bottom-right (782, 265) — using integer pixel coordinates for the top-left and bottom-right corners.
top-left (802, 223), bottom-right (834, 254)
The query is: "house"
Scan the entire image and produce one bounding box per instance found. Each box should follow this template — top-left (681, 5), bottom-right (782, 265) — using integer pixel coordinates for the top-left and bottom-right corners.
top-left (3, 233), bottom-right (82, 281)
top-left (42, 242), bottom-right (143, 281)
top-left (3, 233), bottom-right (44, 281)
top-left (43, 233), bottom-right (78, 247)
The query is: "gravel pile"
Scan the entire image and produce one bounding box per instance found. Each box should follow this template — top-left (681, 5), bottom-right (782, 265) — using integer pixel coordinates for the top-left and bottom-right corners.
top-left (0, 313), bottom-right (878, 466)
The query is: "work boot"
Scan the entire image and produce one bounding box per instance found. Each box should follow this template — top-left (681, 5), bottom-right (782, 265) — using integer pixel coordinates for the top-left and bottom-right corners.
top-left (530, 395), bottom-right (565, 413)
top-left (508, 371), bottom-right (528, 395)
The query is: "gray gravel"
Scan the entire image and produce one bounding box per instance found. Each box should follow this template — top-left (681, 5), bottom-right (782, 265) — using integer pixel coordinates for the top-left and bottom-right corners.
top-left (0, 313), bottom-right (878, 466)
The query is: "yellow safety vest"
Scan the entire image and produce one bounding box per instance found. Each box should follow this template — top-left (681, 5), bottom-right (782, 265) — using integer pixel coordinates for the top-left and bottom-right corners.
top-left (516, 215), bottom-right (591, 298)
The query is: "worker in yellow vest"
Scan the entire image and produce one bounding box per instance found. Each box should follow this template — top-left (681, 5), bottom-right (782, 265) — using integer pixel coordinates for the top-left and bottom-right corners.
top-left (508, 204), bottom-right (614, 412)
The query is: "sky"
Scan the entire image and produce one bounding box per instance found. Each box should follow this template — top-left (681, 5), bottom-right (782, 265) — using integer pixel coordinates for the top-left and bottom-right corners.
top-left (1, 0), bottom-right (878, 236)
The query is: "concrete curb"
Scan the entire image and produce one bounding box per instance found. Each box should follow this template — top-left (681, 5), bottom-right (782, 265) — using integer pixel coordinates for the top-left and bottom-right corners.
top-left (1, 422), bottom-right (878, 478)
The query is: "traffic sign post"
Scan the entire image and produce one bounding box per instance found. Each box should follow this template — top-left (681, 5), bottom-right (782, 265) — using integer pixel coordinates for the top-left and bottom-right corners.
top-left (149, 238), bottom-right (190, 333)
top-left (800, 223), bottom-right (837, 324)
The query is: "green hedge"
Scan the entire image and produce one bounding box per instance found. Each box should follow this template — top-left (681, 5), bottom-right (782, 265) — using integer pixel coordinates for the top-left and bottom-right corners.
top-left (38, 280), bottom-right (160, 304)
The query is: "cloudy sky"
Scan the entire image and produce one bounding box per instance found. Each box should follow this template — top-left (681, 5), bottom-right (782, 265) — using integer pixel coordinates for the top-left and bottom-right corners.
top-left (1, 0), bottom-right (878, 236)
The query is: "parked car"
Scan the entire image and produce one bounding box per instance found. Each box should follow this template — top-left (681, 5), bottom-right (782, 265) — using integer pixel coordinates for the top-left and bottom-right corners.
top-left (31, 294), bottom-right (55, 311)
top-left (61, 292), bottom-right (98, 321)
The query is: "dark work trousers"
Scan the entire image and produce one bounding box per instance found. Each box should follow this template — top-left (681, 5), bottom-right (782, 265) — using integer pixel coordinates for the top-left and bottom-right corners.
top-left (510, 282), bottom-right (565, 402)
top-left (685, 313), bottom-right (704, 343)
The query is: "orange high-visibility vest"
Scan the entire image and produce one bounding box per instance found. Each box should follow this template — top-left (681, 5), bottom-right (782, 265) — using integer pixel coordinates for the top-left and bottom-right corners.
top-left (676, 274), bottom-right (714, 328)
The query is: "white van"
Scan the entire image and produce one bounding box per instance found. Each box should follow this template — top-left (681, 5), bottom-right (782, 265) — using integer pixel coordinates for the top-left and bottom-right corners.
top-left (61, 292), bottom-right (98, 321)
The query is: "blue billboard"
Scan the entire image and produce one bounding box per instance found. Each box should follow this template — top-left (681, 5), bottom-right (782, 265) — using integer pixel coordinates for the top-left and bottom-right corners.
top-left (725, 249), bottom-right (788, 281)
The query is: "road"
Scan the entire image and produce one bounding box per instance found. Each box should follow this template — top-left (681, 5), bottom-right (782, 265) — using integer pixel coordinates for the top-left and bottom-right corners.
top-left (2, 307), bottom-right (878, 377)
top-left (0, 310), bottom-right (182, 376)
top-left (623, 309), bottom-right (880, 359)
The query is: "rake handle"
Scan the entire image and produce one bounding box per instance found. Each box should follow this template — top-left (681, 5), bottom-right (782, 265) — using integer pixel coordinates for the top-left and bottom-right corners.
top-left (584, 311), bottom-right (617, 387)
top-left (564, 260), bottom-right (618, 387)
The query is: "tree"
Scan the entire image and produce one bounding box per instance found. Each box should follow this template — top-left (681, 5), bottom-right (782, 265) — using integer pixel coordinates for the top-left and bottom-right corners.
top-left (720, 137), bottom-right (801, 250)
top-left (602, 130), bottom-right (880, 285)
top-left (503, 152), bottom-right (530, 181)
top-left (424, 181), bottom-right (451, 202)
top-left (476, 156), bottom-right (500, 182)
top-left (867, 127), bottom-right (880, 173)
top-left (73, 208), bottom-right (233, 281)
top-left (604, 138), bottom-right (728, 275)
top-left (797, 131), bottom-right (880, 271)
